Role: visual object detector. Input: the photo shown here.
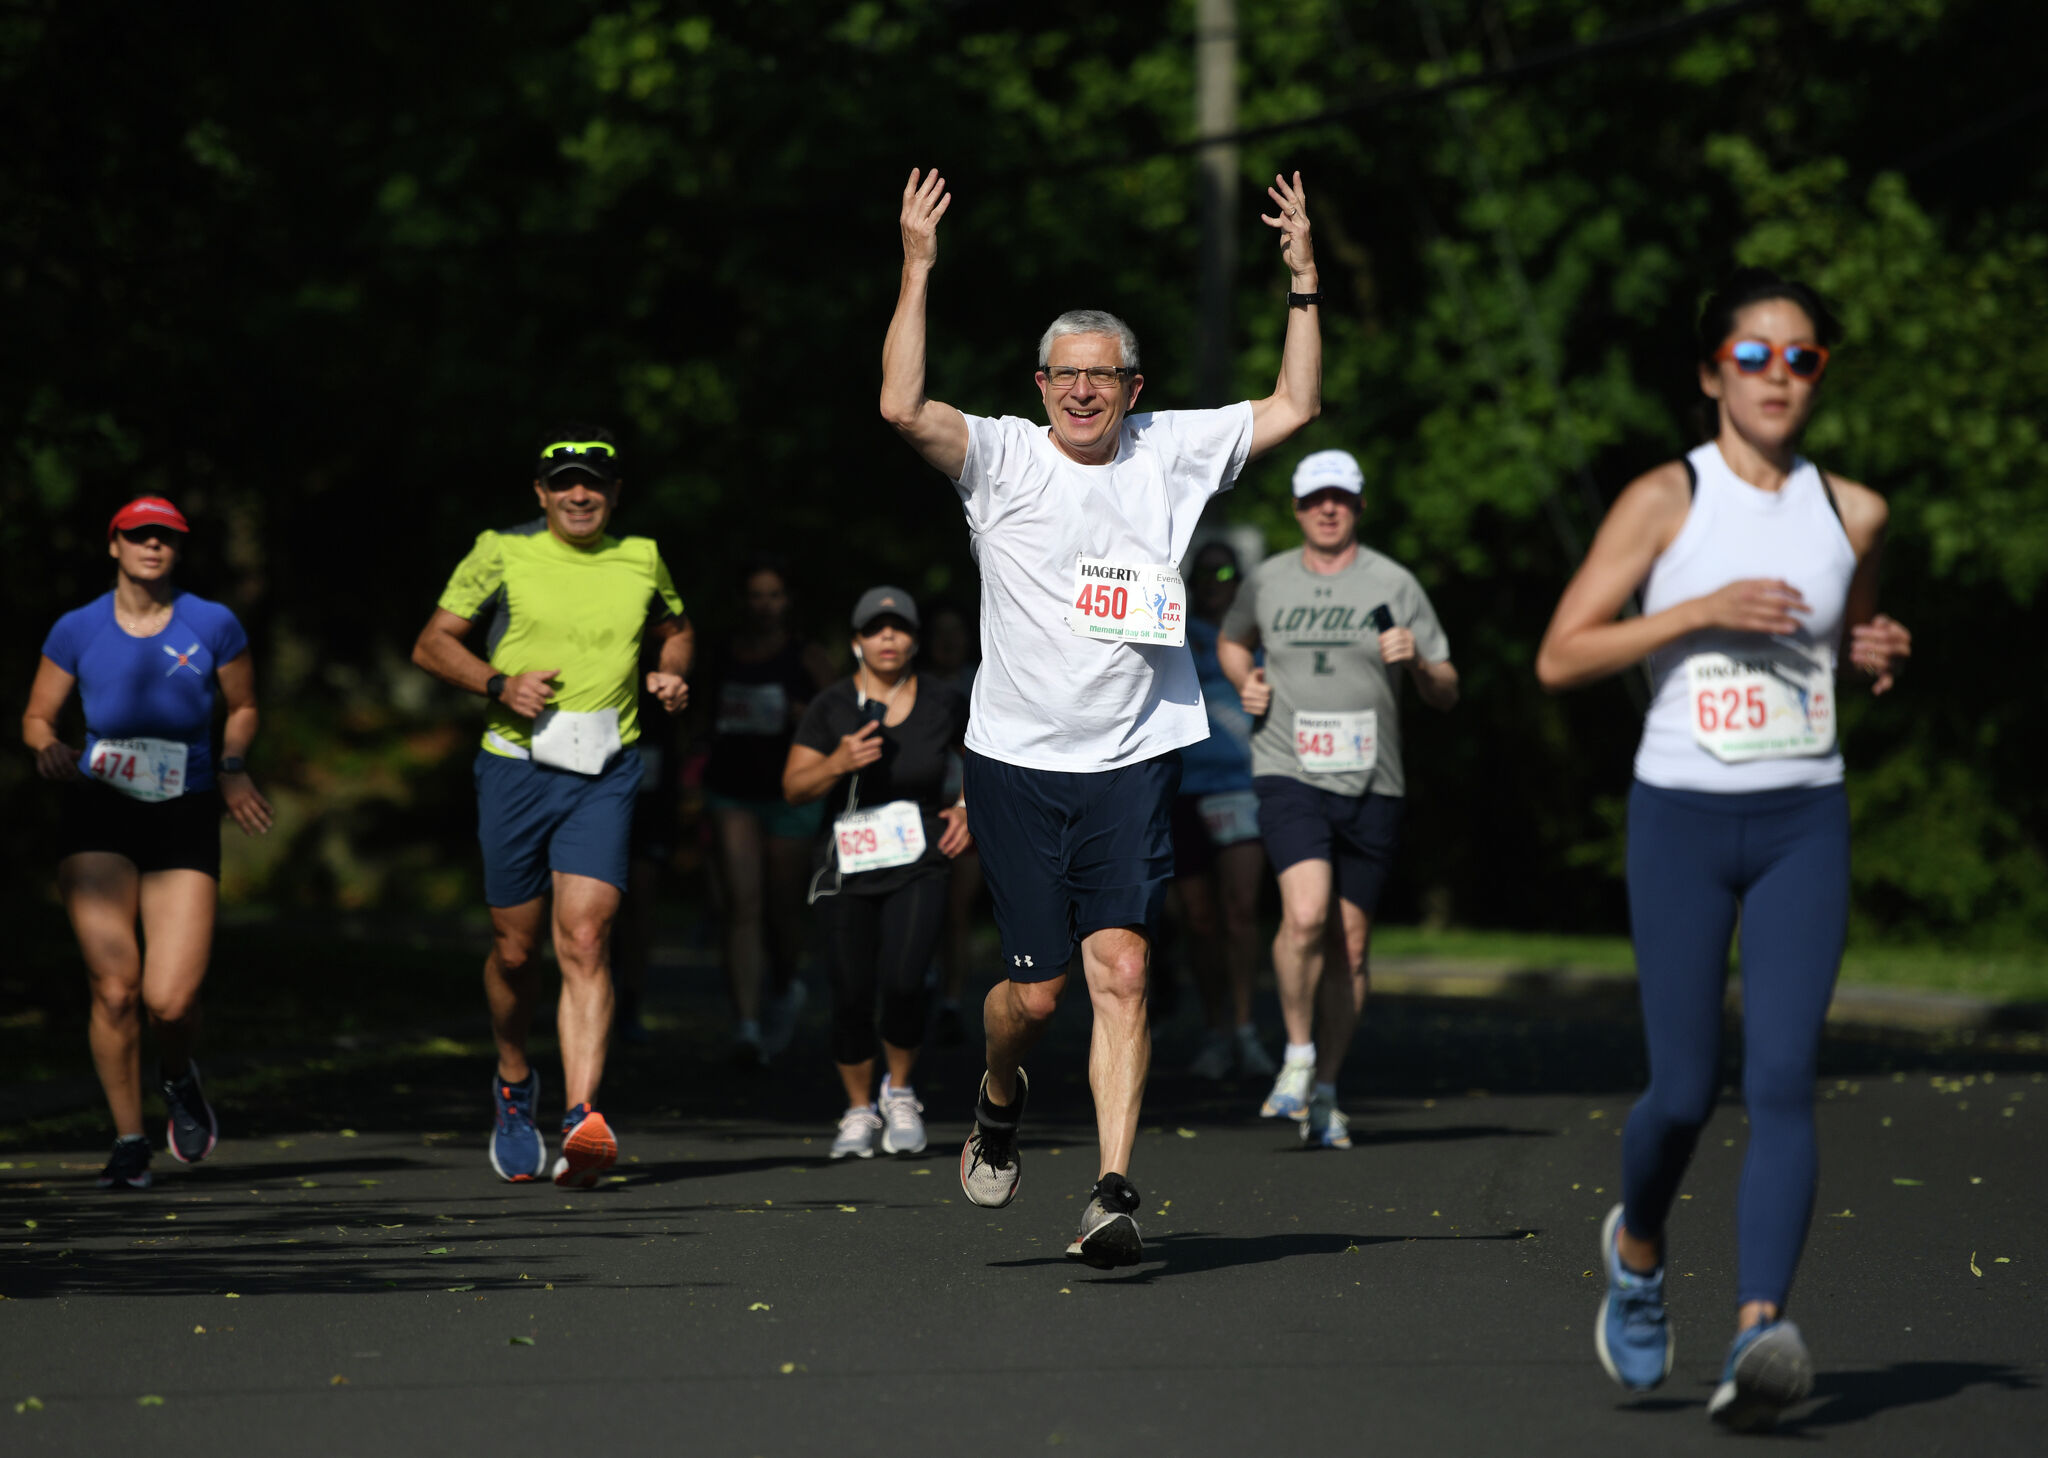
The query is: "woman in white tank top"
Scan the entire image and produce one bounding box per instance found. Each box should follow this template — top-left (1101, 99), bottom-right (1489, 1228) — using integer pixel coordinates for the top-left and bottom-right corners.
top-left (1535, 270), bottom-right (1912, 1430)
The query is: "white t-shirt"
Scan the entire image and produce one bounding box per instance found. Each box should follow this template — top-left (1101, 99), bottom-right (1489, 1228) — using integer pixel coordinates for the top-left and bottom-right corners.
top-left (955, 405), bottom-right (1256, 772)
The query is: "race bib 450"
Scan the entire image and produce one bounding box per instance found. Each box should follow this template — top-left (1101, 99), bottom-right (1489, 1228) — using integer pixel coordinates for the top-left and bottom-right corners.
top-left (1067, 558), bottom-right (1186, 647)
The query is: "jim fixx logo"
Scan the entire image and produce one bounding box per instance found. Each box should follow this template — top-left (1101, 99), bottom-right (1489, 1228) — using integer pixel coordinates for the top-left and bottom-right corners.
top-left (163, 643), bottom-right (203, 677)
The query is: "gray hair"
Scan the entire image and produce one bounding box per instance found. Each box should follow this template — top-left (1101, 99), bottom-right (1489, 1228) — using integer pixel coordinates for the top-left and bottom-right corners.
top-left (1036, 309), bottom-right (1140, 372)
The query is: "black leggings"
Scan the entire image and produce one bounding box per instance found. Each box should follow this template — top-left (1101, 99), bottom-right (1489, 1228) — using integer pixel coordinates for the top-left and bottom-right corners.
top-left (817, 875), bottom-right (946, 1066)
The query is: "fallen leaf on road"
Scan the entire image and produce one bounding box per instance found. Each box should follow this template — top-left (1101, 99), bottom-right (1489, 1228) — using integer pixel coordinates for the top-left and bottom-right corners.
top-left (509, 1337), bottom-right (535, 1346)
top-left (224, 1293), bottom-right (241, 1299)
top-left (358, 1180), bottom-right (380, 1188)
top-left (838, 1205), bottom-right (857, 1213)
top-left (445, 1285), bottom-right (476, 1293)
top-left (1831, 1209), bottom-right (1854, 1218)
top-left (1058, 1289), bottom-right (1071, 1295)
top-left (1892, 1178), bottom-right (1924, 1187)
top-left (749, 1302), bottom-right (772, 1312)
top-left (330, 1375), bottom-right (349, 1385)
top-left (912, 1169), bottom-right (931, 1176)
top-left (16, 1397), bottom-right (43, 1413)
top-left (780, 1362), bottom-right (796, 1374)
top-left (1969, 1252), bottom-right (1982, 1277)
top-left (1996, 1257), bottom-right (2011, 1264)
top-left (165, 1214), bottom-right (177, 1222)
top-left (340, 1130), bottom-right (358, 1138)
top-left (138, 1395), bottom-right (164, 1407)
top-left (22, 1220), bottom-right (36, 1230)
top-left (193, 1326), bottom-right (205, 1334)
top-left (1177, 1128), bottom-right (1197, 1139)
top-left (426, 1247), bottom-right (451, 1255)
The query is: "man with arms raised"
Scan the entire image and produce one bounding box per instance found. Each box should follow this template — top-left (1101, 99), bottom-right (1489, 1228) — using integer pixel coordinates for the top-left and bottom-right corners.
top-left (880, 166), bottom-right (1321, 1266)
top-left (1220, 450), bottom-right (1457, 1149)
top-left (413, 428), bottom-right (691, 1188)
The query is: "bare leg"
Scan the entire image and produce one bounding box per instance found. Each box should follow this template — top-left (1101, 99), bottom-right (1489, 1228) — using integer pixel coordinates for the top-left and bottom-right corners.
top-left (982, 973), bottom-right (1065, 1107)
top-left (485, 896), bottom-right (549, 1084)
top-left (1272, 859), bottom-right (1334, 1047)
top-left (837, 1058), bottom-right (875, 1109)
top-left (1313, 902), bottom-right (1371, 1087)
top-left (1215, 841), bottom-right (1266, 1029)
top-left (1174, 875), bottom-right (1232, 1034)
top-left (551, 871), bottom-right (622, 1110)
top-left (61, 853), bottom-right (145, 1136)
top-left (714, 808), bottom-right (767, 1022)
top-left (135, 869), bottom-right (217, 1078)
top-left (884, 1040), bottom-right (917, 1088)
top-left (1082, 926), bottom-right (1151, 1180)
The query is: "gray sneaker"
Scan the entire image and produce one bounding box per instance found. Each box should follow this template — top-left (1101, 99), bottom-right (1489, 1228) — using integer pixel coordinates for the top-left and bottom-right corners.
top-left (959, 1069), bottom-right (1027, 1208)
top-left (1300, 1092), bottom-right (1353, 1149)
top-left (1065, 1172), bottom-right (1143, 1269)
top-left (1235, 1026), bottom-right (1277, 1078)
top-left (831, 1105), bottom-right (883, 1160)
top-left (1709, 1320), bottom-right (1814, 1431)
top-left (879, 1080), bottom-right (927, 1155)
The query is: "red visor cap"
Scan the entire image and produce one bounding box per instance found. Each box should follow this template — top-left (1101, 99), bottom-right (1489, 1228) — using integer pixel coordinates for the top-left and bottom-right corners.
top-left (108, 497), bottom-right (191, 541)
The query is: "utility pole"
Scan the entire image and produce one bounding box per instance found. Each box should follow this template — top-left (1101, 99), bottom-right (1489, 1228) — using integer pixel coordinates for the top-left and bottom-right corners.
top-left (1195, 0), bottom-right (1237, 407)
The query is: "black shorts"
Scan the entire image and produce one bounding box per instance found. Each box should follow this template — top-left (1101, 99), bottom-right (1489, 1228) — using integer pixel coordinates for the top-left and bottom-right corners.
top-left (1169, 789), bottom-right (1262, 878)
top-left (964, 748), bottom-right (1181, 983)
top-left (54, 782), bottom-right (223, 878)
top-left (1253, 776), bottom-right (1403, 915)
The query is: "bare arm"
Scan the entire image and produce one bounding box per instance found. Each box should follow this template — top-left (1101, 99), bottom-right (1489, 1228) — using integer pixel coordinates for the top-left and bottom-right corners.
top-left (645, 615), bottom-right (694, 712)
top-left (782, 721), bottom-right (882, 805)
top-left (880, 167), bottom-right (970, 481)
top-left (412, 607), bottom-right (558, 719)
top-left (1834, 479), bottom-right (1910, 694)
top-left (1248, 172), bottom-right (1322, 461)
top-left (214, 651), bottom-right (274, 834)
top-left (23, 656), bottom-right (84, 781)
top-left (1217, 633), bottom-right (1270, 717)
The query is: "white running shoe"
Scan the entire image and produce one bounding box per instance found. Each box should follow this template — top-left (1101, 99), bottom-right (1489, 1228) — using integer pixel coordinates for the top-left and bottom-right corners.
top-left (1301, 1092), bottom-right (1353, 1149)
top-left (1261, 1056), bottom-right (1314, 1120)
top-left (1235, 1026), bottom-right (1277, 1078)
top-left (879, 1080), bottom-right (927, 1155)
top-left (1187, 1030), bottom-right (1234, 1081)
top-left (831, 1104), bottom-right (883, 1160)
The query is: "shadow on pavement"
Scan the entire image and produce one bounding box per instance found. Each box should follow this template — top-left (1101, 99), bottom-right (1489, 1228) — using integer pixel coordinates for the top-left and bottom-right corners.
top-left (988, 1226), bottom-right (1541, 1279)
top-left (1788, 1361), bottom-right (2039, 1430)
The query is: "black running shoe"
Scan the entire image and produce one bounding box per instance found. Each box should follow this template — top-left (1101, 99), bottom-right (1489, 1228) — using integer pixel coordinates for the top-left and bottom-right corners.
top-left (162, 1063), bottom-right (219, 1164)
top-left (959, 1068), bottom-right (1028, 1208)
top-left (98, 1137), bottom-right (153, 1190)
top-left (1066, 1172), bottom-right (1143, 1269)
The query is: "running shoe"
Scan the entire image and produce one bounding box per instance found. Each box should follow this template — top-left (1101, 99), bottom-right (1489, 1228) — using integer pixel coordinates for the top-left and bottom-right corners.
top-left (1708, 1320), bottom-right (1814, 1432)
top-left (760, 979), bottom-right (809, 1059)
top-left (552, 1104), bottom-right (617, 1189)
top-left (831, 1105), bottom-right (883, 1160)
top-left (959, 1068), bottom-right (1028, 1209)
top-left (489, 1070), bottom-right (547, 1182)
top-left (1066, 1172), bottom-right (1143, 1269)
top-left (1235, 1025), bottom-right (1276, 1078)
top-left (1260, 1054), bottom-right (1314, 1121)
top-left (1187, 1029), bottom-right (1234, 1081)
top-left (1301, 1092), bottom-right (1353, 1150)
top-left (161, 1063), bottom-right (218, 1164)
top-left (879, 1079), bottom-right (927, 1156)
top-left (1596, 1203), bottom-right (1674, 1392)
top-left (97, 1137), bottom-right (153, 1190)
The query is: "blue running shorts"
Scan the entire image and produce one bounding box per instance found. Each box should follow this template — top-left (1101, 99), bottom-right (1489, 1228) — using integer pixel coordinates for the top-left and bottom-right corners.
top-left (475, 747), bottom-right (643, 907)
top-left (964, 749), bottom-right (1181, 983)
top-left (1253, 775), bottom-right (1404, 915)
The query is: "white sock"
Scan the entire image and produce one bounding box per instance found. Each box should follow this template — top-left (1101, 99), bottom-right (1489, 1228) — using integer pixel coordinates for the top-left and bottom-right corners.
top-left (1285, 1042), bottom-right (1316, 1065)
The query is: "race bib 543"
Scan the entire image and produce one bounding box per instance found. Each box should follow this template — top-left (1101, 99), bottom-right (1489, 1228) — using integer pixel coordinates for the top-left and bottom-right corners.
top-left (1294, 710), bottom-right (1378, 776)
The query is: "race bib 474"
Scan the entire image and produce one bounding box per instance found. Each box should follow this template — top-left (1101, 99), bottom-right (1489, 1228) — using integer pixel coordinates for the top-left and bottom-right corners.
top-left (1067, 558), bottom-right (1186, 647)
top-left (88, 736), bottom-right (188, 802)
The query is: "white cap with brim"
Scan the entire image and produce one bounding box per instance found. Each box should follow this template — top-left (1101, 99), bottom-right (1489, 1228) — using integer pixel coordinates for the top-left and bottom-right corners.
top-left (1292, 448), bottom-right (1364, 498)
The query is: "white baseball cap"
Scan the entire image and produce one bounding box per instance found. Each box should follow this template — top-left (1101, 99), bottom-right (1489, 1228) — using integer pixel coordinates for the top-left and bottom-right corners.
top-left (1291, 448), bottom-right (1364, 498)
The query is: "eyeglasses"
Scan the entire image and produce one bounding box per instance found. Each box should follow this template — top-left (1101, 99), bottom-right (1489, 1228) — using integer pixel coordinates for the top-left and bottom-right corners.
top-left (540, 440), bottom-right (616, 459)
top-left (118, 527), bottom-right (184, 545)
top-left (1716, 340), bottom-right (1830, 380)
top-left (1040, 365), bottom-right (1137, 390)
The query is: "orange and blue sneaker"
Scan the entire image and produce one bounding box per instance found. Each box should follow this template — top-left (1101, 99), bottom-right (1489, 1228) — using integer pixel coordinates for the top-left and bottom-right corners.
top-left (490, 1070), bottom-right (547, 1182)
top-left (553, 1103), bottom-right (617, 1189)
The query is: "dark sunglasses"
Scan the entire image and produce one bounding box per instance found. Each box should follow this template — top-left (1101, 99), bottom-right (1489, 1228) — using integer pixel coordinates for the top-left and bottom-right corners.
top-left (118, 527), bottom-right (185, 545)
top-left (1716, 339), bottom-right (1830, 380)
top-left (1194, 562), bottom-right (1237, 582)
top-left (542, 472), bottom-right (615, 493)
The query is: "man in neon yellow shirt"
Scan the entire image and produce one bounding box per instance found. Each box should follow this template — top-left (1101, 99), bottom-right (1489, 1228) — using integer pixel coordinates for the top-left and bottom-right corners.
top-left (413, 426), bottom-right (691, 1187)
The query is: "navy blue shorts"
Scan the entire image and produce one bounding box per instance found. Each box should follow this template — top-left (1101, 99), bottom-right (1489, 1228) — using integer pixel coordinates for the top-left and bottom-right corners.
top-left (1253, 776), bottom-right (1404, 915)
top-left (475, 747), bottom-right (642, 908)
top-left (964, 749), bottom-right (1181, 983)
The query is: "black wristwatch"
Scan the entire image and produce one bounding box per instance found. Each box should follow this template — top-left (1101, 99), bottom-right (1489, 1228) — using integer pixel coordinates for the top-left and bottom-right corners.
top-left (486, 673), bottom-right (507, 702)
top-left (1286, 290), bottom-right (1322, 309)
top-left (219, 756), bottom-right (247, 775)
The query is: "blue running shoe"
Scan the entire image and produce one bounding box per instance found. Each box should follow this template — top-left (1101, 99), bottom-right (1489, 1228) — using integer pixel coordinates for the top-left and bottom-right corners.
top-left (490, 1070), bottom-right (547, 1182)
top-left (1708, 1320), bottom-right (1813, 1432)
top-left (1596, 1203), bottom-right (1673, 1391)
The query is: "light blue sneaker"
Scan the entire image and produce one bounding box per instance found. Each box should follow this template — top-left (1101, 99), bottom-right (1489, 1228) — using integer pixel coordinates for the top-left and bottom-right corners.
top-left (1259, 1056), bottom-right (1313, 1121)
top-left (1596, 1203), bottom-right (1673, 1391)
top-left (489, 1070), bottom-right (547, 1182)
top-left (1708, 1320), bottom-right (1813, 1431)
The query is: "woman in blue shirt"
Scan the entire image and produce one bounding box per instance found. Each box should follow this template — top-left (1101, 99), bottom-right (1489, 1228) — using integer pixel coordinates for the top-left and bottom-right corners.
top-left (21, 496), bottom-right (273, 1190)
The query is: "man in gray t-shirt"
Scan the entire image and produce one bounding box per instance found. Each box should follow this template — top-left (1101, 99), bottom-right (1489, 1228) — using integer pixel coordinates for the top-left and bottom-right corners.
top-left (1218, 449), bottom-right (1458, 1148)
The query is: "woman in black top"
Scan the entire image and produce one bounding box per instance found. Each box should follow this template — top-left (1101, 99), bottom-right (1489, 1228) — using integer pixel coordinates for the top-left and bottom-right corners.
top-left (784, 586), bottom-right (970, 1159)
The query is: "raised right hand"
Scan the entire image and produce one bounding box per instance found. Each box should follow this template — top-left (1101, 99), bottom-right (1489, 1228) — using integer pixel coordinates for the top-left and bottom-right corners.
top-left (1699, 579), bottom-right (1808, 637)
top-left (1238, 666), bottom-right (1272, 717)
top-left (900, 167), bottom-right (950, 271)
top-left (34, 741), bottom-right (84, 782)
top-left (500, 669), bottom-right (560, 720)
top-left (835, 720), bottom-right (885, 773)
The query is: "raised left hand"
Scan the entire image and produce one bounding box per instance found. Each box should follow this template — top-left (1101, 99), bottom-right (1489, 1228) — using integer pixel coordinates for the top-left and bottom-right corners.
top-left (937, 804), bottom-right (971, 858)
top-left (1261, 171), bottom-right (1316, 284)
top-left (646, 671), bottom-right (689, 712)
top-left (1849, 614), bottom-right (1911, 695)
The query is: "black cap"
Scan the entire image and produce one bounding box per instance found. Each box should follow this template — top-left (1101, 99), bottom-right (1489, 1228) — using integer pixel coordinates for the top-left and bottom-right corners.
top-left (851, 585), bottom-right (919, 633)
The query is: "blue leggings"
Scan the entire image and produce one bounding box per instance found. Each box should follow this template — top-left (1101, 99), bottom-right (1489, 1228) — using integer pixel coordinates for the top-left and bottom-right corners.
top-left (1621, 779), bottom-right (1849, 1309)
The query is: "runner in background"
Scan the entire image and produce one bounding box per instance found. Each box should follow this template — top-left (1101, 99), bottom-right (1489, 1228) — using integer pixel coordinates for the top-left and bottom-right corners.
top-left (23, 496), bottom-right (273, 1189)
top-left (1172, 540), bottom-right (1274, 1082)
top-left (1536, 269), bottom-right (1911, 1430)
top-left (611, 669), bottom-right (681, 1045)
top-left (699, 557), bottom-right (833, 1065)
top-left (783, 587), bottom-right (970, 1158)
top-left (921, 599), bottom-right (983, 1045)
top-left (1220, 450), bottom-right (1458, 1149)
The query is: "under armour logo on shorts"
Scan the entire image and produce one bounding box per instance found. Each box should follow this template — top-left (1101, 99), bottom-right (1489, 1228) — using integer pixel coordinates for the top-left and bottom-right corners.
top-left (1012, 954), bottom-right (1034, 968)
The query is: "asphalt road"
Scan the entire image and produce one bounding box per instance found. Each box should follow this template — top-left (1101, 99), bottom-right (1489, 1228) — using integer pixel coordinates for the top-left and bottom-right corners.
top-left (2, 986), bottom-right (2042, 1456)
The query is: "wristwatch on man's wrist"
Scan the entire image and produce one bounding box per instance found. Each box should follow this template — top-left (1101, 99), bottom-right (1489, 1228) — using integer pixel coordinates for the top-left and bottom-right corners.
top-left (220, 756), bottom-right (246, 775)
top-left (486, 673), bottom-right (507, 702)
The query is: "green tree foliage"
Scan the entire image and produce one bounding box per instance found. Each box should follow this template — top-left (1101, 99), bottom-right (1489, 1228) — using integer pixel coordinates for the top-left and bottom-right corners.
top-left (3, 0), bottom-right (2042, 942)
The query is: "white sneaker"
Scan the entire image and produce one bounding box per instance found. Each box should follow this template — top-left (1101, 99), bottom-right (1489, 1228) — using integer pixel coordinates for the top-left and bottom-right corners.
top-left (1260, 1056), bottom-right (1314, 1120)
top-left (878, 1079), bottom-right (927, 1155)
top-left (1187, 1030), bottom-right (1234, 1081)
top-left (761, 979), bottom-right (809, 1059)
top-left (831, 1104), bottom-right (883, 1159)
top-left (1235, 1026), bottom-right (1276, 1078)
top-left (1301, 1092), bottom-right (1353, 1149)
